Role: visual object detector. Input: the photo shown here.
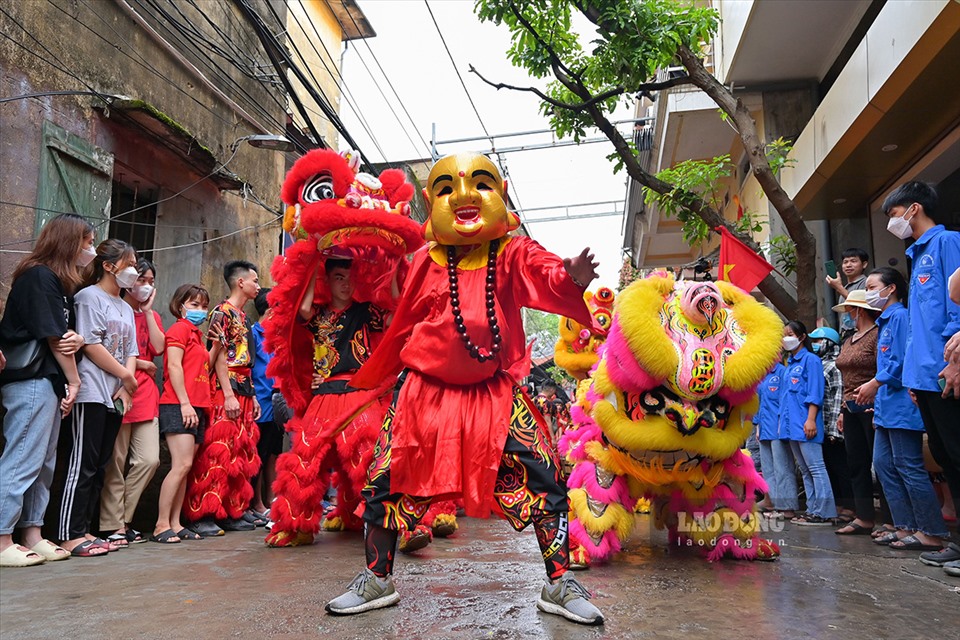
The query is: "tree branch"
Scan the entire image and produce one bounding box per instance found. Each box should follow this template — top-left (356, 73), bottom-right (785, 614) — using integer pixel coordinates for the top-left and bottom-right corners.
top-left (494, 1), bottom-right (801, 318)
top-left (634, 76), bottom-right (696, 93)
top-left (507, 1), bottom-right (584, 83)
top-left (468, 65), bottom-right (626, 111)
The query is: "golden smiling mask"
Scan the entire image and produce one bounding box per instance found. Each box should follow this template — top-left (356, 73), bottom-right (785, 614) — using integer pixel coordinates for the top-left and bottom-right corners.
top-left (422, 153), bottom-right (521, 245)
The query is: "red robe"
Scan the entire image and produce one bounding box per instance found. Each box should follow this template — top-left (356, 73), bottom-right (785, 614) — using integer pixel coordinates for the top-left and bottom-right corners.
top-left (351, 236), bottom-right (594, 517)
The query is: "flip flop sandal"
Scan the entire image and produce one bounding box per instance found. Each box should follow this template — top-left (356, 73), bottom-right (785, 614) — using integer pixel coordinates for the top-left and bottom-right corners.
top-left (150, 529), bottom-right (181, 544)
top-left (124, 529), bottom-right (147, 544)
top-left (835, 522), bottom-right (873, 536)
top-left (871, 526), bottom-right (896, 539)
top-left (106, 533), bottom-right (130, 548)
top-left (175, 528), bottom-right (203, 541)
top-left (92, 537), bottom-right (121, 551)
top-left (0, 544), bottom-right (46, 567)
top-left (30, 539), bottom-right (71, 561)
top-left (69, 540), bottom-right (109, 558)
top-left (888, 535), bottom-right (943, 551)
top-left (873, 532), bottom-right (900, 546)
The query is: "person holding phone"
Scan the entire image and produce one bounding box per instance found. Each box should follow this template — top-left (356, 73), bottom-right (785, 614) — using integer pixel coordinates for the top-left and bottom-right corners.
top-left (825, 248), bottom-right (870, 335)
top-left (184, 261), bottom-right (261, 536)
top-left (99, 258), bottom-right (164, 546)
top-left (832, 290), bottom-right (887, 536)
top-left (153, 284), bottom-right (213, 543)
top-left (58, 239), bottom-right (139, 557)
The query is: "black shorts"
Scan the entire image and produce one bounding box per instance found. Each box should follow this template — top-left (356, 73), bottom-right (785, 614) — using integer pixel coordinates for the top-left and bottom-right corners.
top-left (158, 404), bottom-right (209, 443)
top-left (256, 419), bottom-right (284, 457)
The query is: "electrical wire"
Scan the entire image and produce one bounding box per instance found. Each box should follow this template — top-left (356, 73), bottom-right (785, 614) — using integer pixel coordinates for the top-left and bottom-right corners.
top-left (79, 0), bottom-right (288, 138)
top-left (273, 0), bottom-right (390, 163)
top-left (1, 216), bottom-right (283, 255)
top-left (139, 0), bottom-right (295, 127)
top-left (423, 1), bottom-right (492, 143)
top-left (321, 0), bottom-right (432, 159)
top-left (420, 1), bottom-right (527, 223)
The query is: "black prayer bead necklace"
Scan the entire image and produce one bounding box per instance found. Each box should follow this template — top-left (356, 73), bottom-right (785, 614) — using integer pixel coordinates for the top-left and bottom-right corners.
top-left (447, 239), bottom-right (503, 363)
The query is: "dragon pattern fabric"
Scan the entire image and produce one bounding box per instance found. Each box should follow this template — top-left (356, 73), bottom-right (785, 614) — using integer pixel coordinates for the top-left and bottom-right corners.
top-left (560, 273), bottom-right (784, 564)
top-left (262, 149), bottom-right (457, 548)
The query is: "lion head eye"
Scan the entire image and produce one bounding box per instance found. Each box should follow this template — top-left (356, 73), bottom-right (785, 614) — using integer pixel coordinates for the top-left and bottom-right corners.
top-left (301, 173), bottom-right (335, 203)
top-left (594, 310), bottom-right (611, 329)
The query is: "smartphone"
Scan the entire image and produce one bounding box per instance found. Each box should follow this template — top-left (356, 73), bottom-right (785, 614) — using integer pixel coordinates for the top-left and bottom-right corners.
top-left (209, 309), bottom-right (225, 327)
top-left (844, 399), bottom-right (872, 413)
top-left (824, 260), bottom-right (838, 279)
top-left (113, 397), bottom-right (126, 416)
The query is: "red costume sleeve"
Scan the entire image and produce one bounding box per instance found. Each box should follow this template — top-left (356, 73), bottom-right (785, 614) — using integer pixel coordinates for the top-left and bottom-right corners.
top-left (351, 237), bottom-right (593, 389)
top-left (349, 247), bottom-right (433, 390)
top-left (507, 236), bottom-right (594, 327)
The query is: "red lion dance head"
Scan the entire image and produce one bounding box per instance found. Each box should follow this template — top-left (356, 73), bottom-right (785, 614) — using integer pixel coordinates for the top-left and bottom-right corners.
top-left (265, 149), bottom-right (425, 413)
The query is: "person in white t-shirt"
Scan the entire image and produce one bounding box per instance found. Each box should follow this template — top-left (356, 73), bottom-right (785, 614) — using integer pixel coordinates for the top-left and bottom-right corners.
top-left (57, 239), bottom-right (139, 557)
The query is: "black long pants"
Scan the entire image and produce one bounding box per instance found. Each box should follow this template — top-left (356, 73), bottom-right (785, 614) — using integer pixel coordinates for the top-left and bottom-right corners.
top-left (842, 409), bottom-right (888, 522)
top-left (58, 403), bottom-right (122, 541)
top-left (915, 390), bottom-right (960, 515)
top-left (823, 436), bottom-right (855, 512)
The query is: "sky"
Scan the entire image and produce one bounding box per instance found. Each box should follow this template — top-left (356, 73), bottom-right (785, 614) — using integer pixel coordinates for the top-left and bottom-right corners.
top-left (338, 0), bottom-right (635, 290)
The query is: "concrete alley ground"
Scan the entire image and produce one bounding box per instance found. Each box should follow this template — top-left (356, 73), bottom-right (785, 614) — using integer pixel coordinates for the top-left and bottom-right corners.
top-left (1, 515), bottom-right (957, 639)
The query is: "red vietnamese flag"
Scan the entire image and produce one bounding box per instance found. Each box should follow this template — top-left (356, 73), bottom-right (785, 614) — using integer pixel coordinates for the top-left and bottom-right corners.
top-left (717, 226), bottom-right (773, 292)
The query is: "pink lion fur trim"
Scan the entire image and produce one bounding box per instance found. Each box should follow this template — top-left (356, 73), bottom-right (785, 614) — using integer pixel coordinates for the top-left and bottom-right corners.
top-left (569, 518), bottom-right (622, 564)
top-left (557, 417), bottom-right (603, 462)
top-left (603, 322), bottom-right (662, 392)
top-left (567, 463), bottom-right (633, 508)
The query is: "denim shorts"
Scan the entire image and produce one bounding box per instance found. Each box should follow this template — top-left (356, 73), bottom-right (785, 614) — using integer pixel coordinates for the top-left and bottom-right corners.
top-left (158, 404), bottom-right (208, 443)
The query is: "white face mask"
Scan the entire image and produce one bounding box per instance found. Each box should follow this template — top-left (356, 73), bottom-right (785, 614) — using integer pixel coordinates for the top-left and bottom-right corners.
top-left (76, 246), bottom-right (96, 268)
top-left (114, 266), bottom-right (140, 289)
top-left (130, 284), bottom-right (154, 303)
top-left (864, 286), bottom-right (890, 310)
top-left (783, 336), bottom-right (801, 352)
top-left (886, 207), bottom-right (914, 240)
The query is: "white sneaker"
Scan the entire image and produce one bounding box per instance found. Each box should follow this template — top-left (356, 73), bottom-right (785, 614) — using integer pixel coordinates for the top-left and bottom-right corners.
top-left (325, 569), bottom-right (400, 615)
top-left (537, 572), bottom-right (604, 625)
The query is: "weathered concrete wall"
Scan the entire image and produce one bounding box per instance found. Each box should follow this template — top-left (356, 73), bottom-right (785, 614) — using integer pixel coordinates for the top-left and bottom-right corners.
top-left (0, 0), bottom-right (290, 314)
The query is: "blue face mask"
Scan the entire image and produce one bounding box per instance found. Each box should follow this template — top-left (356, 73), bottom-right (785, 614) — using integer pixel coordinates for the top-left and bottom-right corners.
top-left (812, 342), bottom-right (823, 354)
top-left (184, 309), bottom-right (207, 326)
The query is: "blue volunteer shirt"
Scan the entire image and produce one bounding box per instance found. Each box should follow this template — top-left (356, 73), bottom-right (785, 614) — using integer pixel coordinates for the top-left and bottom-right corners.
top-left (904, 225), bottom-right (960, 391)
top-left (779, 347), bottom-right (825, 443)
top-left (755, 363), bottom-right (786, 441)
top-left (250, 321), bottom-right (275, 424)
top-left (874, 302), bottom-right (924, 430)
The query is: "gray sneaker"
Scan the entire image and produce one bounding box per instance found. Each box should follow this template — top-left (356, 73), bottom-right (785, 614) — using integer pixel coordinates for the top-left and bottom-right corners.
top-left (325, 569), bottom-right (400, 615)
top-left (944, 560), bottom-right (960, 577)
top-left (537, 572), bottom-right (604, 625)
top-left (919, 541), bottom-right (960, 567)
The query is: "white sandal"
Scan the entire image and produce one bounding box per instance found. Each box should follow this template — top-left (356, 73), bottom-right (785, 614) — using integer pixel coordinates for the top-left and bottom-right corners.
top-left (30, 539), bottom-right (71, 562)
top-left (0, 544), bottom-right (46, 567)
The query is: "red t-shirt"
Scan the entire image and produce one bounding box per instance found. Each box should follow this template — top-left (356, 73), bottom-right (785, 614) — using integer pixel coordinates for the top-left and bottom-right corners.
top-left (160, 319), bottom-right (212, 408)
top-left (123, 310), bottom-right (164, 424)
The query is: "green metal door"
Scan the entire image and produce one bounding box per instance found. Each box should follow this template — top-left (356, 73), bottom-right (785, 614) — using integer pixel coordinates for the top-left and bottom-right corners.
top-left (35, 120), bottom-right (113, 236)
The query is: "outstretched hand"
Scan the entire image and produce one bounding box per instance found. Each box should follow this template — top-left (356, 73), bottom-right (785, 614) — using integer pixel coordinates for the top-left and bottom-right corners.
top-left (563, 247), bottom-right (599, 288)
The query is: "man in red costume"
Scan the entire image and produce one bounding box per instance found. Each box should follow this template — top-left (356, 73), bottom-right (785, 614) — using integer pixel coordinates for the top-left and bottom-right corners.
top-left (265, 256), bottom-right (391, 546)
top-left (325, 153), bottom-right (605, 625)
top-left (186, 260), bottom-right (262, 536)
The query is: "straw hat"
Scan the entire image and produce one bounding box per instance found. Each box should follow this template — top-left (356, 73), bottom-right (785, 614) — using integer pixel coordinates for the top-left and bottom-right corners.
top-left (832, 289), bottom-right (880, 312)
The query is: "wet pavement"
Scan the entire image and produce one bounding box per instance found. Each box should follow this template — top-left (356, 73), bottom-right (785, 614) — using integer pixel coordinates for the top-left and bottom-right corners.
top-left (1, 515), bottom-right (957, 639)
